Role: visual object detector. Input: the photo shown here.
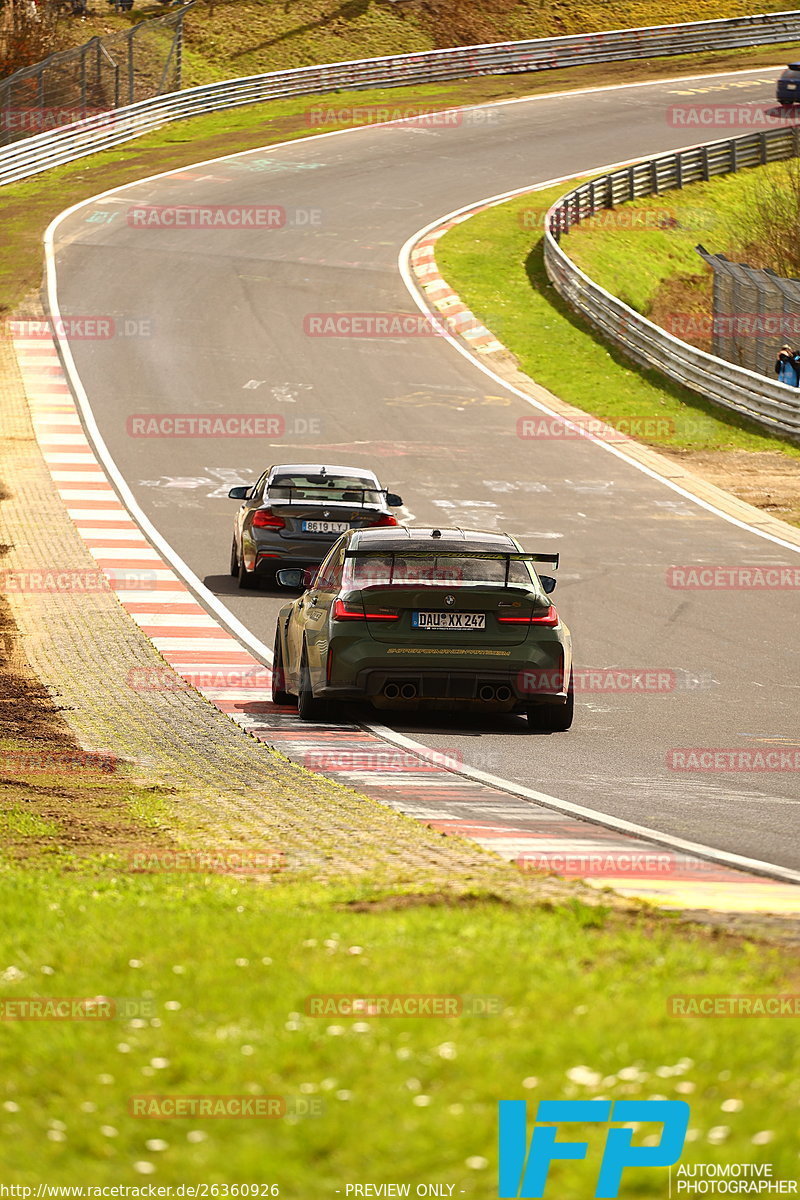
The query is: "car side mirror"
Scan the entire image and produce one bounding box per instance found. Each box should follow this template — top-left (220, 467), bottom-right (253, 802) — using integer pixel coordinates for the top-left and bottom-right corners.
top-left (540, 575), bottom-right (557, 594)
top-left (386, 492), bottom-right (403, 507)
top-left (276, 568), bottom-right (306, 589)
top-left (228, 486), bottom-right (250, 499)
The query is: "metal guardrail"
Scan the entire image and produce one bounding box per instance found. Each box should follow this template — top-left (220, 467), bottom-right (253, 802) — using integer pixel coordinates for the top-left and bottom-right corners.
top-left (544, 127), bottom-right (800, 442)
top-left (3, 9), bottom-right (800, 185)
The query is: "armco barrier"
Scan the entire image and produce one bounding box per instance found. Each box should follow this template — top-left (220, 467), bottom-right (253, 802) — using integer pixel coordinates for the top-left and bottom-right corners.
top-left (543, 128), bottom-right (800, 442)
top-left (2, 10), bottom-right (800, 186)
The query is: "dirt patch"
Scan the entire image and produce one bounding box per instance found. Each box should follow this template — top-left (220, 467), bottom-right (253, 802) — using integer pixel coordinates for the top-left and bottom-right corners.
top-left (344, 890), bottom-right (515, 911)
top-left (662, 447), bottom-right (800, 525)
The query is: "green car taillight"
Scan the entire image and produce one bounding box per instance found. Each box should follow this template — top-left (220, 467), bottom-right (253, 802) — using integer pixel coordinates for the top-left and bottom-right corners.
top-left (497, 605), bottom-right (559, 627)
top-left (332, 598), bottom-right (399, 622)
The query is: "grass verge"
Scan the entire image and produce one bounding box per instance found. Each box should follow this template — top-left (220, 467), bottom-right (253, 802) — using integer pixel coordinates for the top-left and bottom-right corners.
top-left (1, 854), bottom-right (798, 1190)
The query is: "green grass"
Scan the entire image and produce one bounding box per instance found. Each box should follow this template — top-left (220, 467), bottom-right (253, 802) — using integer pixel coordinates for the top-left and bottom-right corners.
top-left (435, 181), bottom-right (800, 459)
top-left (0, 867), bottom-right (797, 1192)
top-left (49, 0), bottom-right (800, 87)
top-left (0, 804), bottom-right (59, 837)
top-left (563, 164), bottom-right (788, 315)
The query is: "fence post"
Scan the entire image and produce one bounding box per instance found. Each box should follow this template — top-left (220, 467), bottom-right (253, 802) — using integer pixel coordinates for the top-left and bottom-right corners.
top-left (127, 30), bottom-right (135, 105)
top-left (176, 11), bottom-right (185, 92)
top-left (80, 45), bottom-right (88, 111)
top-left (676, 151), bottom-right (683, 190)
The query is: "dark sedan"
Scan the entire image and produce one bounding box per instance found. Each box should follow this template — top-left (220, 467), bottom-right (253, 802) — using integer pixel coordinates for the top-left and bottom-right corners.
top-left (229, 462), bottom-right (403, 589)
top-left (777, 64), bottom-right (800, 103)
top-left (272, 526), bottom-right (573, 730)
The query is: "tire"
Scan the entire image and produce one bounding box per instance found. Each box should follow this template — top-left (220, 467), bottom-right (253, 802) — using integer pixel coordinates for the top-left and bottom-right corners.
top-left (271, 631), bottom-right (294, 705)
top-left (527, 668), bottom-right (574, 732)
top-left (297, 646), bottom-right (327, 722)
top-left (238, 550), bottom-right (256, 590)
top-left (230, 536), bottom-right (238, 577)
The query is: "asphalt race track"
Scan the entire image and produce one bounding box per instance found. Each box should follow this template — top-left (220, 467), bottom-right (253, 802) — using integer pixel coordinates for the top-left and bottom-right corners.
top-left (48, 67), bottom-right (800, 870)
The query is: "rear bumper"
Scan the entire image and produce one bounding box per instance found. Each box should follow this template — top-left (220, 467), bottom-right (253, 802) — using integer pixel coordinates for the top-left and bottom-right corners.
top-left (320, 667), bottom-right (567, 710)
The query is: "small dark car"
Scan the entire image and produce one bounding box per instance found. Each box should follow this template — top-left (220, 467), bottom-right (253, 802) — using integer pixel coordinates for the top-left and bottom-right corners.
top-left (229, 462), bottom-right (403, 589)
top-left (776, 64), bottom-right (800, 104)
top-left (272, 526), bottom-right (573, 730)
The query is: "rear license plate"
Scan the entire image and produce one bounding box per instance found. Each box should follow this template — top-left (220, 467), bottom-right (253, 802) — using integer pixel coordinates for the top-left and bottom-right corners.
top-left (787, 83), bottom-right (797, 89)
top-left (412, 611), bottom-right (486, 630)
top-left (302, 520), bottom-right (349, 533)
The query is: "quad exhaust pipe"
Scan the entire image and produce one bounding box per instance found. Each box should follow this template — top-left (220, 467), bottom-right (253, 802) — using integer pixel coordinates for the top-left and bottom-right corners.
top-left (478, 684), bottom-right (513, 703)
top-left (384, 682), bottom-right (400, 700)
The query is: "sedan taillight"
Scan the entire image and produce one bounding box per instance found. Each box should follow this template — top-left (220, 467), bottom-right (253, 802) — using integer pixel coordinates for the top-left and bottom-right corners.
top-left (370, 514), bottom-right (398, 527)
top-left (252, 509), bottom-right (285, 529)
top-left (333, 599), bottom-right (399, 622)
top-left (497, 606), bottom-right (559, 626)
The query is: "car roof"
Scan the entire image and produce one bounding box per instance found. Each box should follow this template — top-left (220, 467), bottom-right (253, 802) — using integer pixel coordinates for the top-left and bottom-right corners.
top-left (349, 527), bottom-right (521, 552)
top-left (267, 463), bottom-right (380, 480)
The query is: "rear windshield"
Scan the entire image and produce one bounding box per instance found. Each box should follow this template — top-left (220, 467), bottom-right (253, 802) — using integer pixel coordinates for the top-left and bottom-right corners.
top-left (344, 554), bottom-right (539, 588)
top-left (269, 474), bottom-right (381, 503)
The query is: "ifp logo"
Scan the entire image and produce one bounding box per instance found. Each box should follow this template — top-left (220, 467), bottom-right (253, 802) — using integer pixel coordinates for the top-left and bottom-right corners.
top-left (498, 1099), bottom-right (689, 1197)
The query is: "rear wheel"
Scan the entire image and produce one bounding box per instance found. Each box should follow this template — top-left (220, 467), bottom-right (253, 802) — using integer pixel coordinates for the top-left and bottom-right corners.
top-left (297, 646), bottom-right (327, 722)
top-left (230, 537), bottom-right (238, 577)
top-left (271, 631), bottom-right (294, 706)
top-left (527, 668), bottom-right (574, 732)
top-left (238, 550), bottom-right (256, 590)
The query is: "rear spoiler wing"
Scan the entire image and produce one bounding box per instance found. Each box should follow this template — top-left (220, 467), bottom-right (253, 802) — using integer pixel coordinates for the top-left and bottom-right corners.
top-left (345, 548), bottom-right (559, 586)
top-left (345, 550), bottom-right (559, 566)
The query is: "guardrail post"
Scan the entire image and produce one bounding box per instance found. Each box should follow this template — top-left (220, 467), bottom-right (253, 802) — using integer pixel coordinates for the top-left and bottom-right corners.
top-left (676, 152), bottom-right (683, 190)
top-left (627, 163), bottom-right (635, 202)
top-left (730, 138), bottom-right (737, 173)
top-left (651, 159), bottom-right (659, 194)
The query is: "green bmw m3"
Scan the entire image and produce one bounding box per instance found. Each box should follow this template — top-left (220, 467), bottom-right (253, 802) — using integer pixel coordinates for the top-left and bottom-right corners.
top-left (272, 527), bottom-right (573, 730)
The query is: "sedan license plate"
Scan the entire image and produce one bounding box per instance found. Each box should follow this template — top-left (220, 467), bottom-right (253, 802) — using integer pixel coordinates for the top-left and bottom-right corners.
top-left (787, 83), bottom-right (797, 89)
top-left (412, 611), bottom-right (486, 631)
top-left (302, 520), bottom-right (349, 534)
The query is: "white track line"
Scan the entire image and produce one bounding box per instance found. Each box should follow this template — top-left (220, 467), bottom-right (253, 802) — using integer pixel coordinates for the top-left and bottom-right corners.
top-left (42, 67), bottom-right (800, 887)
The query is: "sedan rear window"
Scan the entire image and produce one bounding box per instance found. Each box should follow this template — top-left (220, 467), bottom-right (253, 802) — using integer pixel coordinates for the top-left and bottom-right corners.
top-left (269, 474), bottom-right (381, 503)
top-left (344, 554), bottom-right (538, 588)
